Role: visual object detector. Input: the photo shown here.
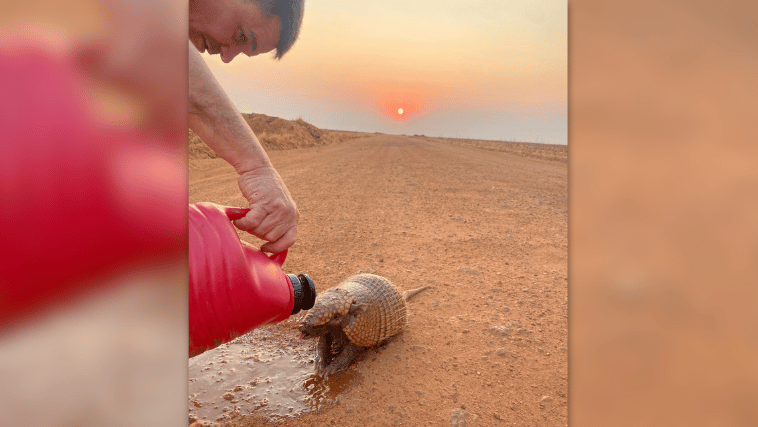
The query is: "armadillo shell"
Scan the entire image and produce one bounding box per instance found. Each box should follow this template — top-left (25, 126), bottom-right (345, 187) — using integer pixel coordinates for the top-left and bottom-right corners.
top-left (341, 274), bottom-right (408, 347)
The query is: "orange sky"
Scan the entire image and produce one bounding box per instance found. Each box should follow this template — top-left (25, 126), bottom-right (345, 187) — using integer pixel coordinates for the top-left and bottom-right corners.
top-left (204, 0), bottom-right (567, 144)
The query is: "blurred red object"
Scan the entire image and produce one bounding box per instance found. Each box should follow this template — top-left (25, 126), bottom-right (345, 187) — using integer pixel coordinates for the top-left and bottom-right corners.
top-left (188, 203), bottom-right (294, 357)
top-left (0, 45), bottom-right (186, 332)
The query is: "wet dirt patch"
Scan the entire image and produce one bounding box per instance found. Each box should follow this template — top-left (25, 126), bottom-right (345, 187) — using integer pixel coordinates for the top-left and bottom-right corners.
top-left (188, 324), bottom-right (356, 424)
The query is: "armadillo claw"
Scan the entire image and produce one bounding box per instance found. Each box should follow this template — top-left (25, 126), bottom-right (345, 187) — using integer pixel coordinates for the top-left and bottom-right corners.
top-left (320, 364), bottom-right (336, 381)
top-left (315, 357), bottom-right (327, 378)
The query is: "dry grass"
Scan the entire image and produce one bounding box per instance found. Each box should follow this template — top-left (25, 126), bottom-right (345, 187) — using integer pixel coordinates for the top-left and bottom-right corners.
top-left (188, 113), bottom-right (373, 160)
top-left (188, 129), bottom-right (219, 159)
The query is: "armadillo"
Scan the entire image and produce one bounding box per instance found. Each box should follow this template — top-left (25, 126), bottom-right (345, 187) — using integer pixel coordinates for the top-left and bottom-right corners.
top-left (298, 273), bottom-right (428, 379)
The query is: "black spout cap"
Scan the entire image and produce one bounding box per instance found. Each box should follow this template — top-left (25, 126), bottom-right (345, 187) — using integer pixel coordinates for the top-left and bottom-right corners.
top-left (287, 273), bottom-right (316, 315)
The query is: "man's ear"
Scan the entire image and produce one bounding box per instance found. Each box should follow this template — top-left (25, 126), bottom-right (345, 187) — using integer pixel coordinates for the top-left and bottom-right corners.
top-left (348, 301), bottom-right (367, 316)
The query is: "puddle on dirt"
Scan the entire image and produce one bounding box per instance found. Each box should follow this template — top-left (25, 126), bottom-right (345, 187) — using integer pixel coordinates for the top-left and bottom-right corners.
top-left (188, 324), bottom-right (356, 424)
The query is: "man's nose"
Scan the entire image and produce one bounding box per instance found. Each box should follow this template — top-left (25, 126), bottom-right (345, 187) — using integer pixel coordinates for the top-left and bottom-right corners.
top-left (220, 46), bottom-right (240, 63)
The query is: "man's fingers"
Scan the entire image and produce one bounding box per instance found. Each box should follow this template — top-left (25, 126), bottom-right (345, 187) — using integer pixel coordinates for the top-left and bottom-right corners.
top-left (250, 213), bottom-right (282, 241)
top-left (233, 207), bottom-right (297, 252)
top-left (260, 226), bottom-right (297, 254)
top-left (232, 207), bottom-right (266, 233)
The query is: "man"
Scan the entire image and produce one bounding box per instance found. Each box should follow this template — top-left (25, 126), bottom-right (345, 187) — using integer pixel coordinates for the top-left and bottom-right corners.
top-left (188, 0), bottom-right (304, 253)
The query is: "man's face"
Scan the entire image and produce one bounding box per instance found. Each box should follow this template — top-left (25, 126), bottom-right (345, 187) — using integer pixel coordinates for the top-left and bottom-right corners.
top-left (189, 0), bottom-right (281, 63)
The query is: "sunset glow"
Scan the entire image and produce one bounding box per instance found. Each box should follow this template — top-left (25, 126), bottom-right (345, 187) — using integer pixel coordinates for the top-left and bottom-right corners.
top-left (203, 1), bottom-right (567, 144)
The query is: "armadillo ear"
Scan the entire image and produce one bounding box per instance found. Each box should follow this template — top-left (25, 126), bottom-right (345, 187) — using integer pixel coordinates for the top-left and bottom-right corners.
top-left (349, 302), bottom-right (367, 315)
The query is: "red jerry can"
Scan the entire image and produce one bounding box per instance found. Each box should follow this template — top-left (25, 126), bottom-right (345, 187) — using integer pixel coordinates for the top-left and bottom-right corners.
top-left (188, 203), bottom-right (315, 357)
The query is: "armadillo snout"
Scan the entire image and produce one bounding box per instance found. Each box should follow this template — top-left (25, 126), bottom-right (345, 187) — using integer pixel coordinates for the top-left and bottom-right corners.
top-left (299, 318), bottom-right (334, 338)
top-left (298, 318), bottom-right (320, 335)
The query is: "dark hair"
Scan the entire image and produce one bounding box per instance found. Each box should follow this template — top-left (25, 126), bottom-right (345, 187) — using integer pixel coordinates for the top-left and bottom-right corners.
top-left (250, 0), bottom-right (304, 59)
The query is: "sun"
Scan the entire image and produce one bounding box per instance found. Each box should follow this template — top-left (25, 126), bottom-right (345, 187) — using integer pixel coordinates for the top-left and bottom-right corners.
top-left (380, 99), bottom-right (421, 122)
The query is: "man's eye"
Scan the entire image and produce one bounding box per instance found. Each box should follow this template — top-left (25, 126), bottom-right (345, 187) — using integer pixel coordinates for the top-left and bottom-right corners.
top-left (235, 27), bottom-right (247, 43)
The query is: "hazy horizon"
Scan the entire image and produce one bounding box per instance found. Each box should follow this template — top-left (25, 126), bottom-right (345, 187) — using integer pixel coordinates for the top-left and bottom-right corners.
top-left (201, 1), bottom-right (567, 145)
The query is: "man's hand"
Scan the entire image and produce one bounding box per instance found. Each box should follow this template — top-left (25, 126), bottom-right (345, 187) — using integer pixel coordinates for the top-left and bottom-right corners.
top-left (235, 165), bottom-right (299, 253)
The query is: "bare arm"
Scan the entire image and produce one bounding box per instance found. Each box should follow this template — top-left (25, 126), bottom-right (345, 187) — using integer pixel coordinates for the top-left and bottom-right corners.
top-left (188, 42), bottom-right (298, 252)
top-left (188, 41), bottom-right (269, 173)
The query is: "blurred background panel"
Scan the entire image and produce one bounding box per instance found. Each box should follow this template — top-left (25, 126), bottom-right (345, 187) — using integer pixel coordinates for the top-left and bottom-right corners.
top-left (1, 0), bottom-right (107, 42)
top-left (0, 0), bottom-right (187, 426)
top-left (571, 0), bottom-right (758, 426)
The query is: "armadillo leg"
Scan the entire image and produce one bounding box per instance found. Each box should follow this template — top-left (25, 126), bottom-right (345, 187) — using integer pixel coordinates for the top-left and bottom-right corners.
top-left (315, 333), bottom-right (333, 377)
top-left (322, 342), bottom-right (364, 379)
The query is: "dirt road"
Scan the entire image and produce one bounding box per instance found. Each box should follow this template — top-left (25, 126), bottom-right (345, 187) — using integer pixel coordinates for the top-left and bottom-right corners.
top-left (189, 135), bottom-right (567, 426)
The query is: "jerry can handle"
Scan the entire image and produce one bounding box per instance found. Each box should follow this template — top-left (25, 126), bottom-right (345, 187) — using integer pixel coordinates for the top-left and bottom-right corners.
top-left (224, 206), bottom-right (288, 266)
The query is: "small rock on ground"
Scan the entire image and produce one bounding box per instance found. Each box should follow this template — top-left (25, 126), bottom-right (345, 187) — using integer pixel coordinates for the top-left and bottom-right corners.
top-left (449, 408), bottom-right (467, 426)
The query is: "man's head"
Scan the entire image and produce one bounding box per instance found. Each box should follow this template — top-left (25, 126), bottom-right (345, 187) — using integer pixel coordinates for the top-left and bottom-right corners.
top-left (189, 0), bottom-right (304, 63)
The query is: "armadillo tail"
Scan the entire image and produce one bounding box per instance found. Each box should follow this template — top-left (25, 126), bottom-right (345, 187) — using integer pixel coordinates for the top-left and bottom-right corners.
top-left (403, 286), bottom-right (430, 301)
